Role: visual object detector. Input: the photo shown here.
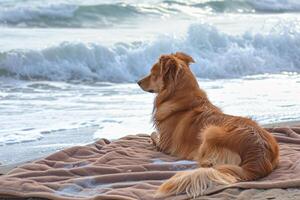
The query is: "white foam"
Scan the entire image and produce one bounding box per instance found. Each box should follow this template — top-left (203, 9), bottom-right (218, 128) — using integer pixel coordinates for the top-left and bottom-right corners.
top-left (1, 22), bottom-right (299, 82)
top-left (0, 130), bottom-right (43, 146)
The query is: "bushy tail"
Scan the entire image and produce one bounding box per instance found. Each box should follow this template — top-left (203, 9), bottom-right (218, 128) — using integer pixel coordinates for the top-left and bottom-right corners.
top-left (157, 167), bottom-right (236, 197)
top-left (157, 152), bottom-right (278, 198)
top-left (157, 164), bottom-right (255, 198)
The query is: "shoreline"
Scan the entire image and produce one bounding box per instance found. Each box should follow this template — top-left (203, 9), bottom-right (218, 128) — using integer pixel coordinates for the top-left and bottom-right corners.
top-left (1, 119), bottom-right (299, 175)
top-left (262, 120), bottom-right (300, 128)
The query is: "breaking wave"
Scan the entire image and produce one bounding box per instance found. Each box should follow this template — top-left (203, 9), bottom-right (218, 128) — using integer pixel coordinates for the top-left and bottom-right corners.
top-left (1, 22), bottom-right (300, 82)
top-left (1, 0), bottom-right (300, 28)
top-left (191, 0), bottom-right (300, 13)
top-left (0, 3), bottom-right (146, 28)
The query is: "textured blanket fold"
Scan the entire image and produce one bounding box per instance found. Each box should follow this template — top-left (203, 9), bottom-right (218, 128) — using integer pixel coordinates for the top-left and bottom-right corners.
top-left (0, 126), bottom-right (300, 200)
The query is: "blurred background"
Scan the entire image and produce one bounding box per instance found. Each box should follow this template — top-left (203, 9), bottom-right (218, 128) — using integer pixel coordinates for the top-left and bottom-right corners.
top-left (0, 0), bottom-right (300, 164)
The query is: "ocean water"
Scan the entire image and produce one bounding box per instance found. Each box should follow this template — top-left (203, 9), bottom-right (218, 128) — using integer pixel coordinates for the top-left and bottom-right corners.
top-left (1, 0), bottom-right (300, 164)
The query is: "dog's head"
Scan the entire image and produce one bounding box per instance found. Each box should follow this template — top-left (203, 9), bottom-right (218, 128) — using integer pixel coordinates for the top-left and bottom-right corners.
top-left (137, 52), bottom-right (195, 93)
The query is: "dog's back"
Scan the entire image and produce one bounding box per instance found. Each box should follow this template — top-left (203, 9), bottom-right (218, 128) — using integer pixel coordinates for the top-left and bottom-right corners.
top-left (138, 52), bottom-right (279, 197)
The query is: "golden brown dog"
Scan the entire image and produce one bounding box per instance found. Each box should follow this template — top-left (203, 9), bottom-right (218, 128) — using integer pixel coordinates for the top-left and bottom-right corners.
top-left (137, 52), bottom-right (279, 198)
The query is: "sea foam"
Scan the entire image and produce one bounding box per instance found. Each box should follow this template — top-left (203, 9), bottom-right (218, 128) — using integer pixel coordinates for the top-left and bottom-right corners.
top-left (0, 22), bottom-right (300, 82)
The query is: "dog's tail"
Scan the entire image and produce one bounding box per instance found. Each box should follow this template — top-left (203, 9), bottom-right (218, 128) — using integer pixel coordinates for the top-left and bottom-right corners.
top-left (157, 125), bottom-right (279, 198)
top-left (156, 166), bottom-right (234, 198)
top-left (157, 161), bottom-right (274, 198)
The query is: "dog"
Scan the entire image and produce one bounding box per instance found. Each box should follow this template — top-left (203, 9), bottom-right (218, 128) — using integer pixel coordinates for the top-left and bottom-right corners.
top-left (137, 52), bottom-right (279, 198)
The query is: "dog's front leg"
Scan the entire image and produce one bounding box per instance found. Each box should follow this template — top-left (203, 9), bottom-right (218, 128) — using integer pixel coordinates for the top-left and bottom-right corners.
top-left (151, 131), bottom-right (161, 151)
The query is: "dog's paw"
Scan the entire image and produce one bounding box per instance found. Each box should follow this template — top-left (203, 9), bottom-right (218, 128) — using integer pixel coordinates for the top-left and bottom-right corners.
top-left (150, 131), bottom-right (159, 145)
top-left (151, 132), bottom-right (163, 151)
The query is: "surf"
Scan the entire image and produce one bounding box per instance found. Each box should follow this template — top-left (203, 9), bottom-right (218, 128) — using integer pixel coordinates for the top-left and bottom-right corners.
top-left (1, 1), bottom-right (300, 28)
top-left (0, 22), bottom-right (299, 82)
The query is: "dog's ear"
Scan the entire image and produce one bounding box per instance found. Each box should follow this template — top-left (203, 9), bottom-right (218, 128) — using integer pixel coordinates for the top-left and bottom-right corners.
top-left (159, 55), bottom-right (181, 83)
top-left (174, 52), bottom-right (195, 66)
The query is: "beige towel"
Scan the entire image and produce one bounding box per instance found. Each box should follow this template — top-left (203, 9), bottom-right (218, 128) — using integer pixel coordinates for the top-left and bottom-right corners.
top-left (0, 126), bottom-right (299, 200)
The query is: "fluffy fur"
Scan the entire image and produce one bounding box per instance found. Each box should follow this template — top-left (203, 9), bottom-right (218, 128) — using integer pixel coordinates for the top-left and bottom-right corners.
top-left (137, 52), bottom-right (279, 197)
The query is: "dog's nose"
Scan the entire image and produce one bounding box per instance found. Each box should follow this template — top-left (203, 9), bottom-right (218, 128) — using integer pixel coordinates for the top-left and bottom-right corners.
top-left (137, 80), bottom-right (142, 86)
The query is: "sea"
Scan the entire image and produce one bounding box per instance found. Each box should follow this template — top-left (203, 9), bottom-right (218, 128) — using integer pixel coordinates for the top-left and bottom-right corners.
top-left (1, 0), bottom-right (300, 164)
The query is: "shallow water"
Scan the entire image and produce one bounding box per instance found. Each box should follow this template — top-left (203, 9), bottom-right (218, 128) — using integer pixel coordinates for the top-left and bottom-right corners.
top-left (1, 74), bottom-right (300, 164)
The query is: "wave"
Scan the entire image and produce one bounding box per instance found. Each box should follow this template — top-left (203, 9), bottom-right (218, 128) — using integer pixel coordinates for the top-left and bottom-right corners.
top-left (1, 22), bottom-right (300, 82)
top-left (245, 0), bottom-right (300, 13)
top-left (1, 0), bottom-right (300, 28)
top-left (190, 0), bottom-right (300, 13)
top-left (0, 2), bottom-right (156, 28)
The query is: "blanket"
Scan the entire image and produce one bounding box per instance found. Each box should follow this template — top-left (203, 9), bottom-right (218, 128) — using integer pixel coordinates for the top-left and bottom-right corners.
top-left (0, 126), bottom-right (300, 200)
